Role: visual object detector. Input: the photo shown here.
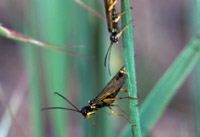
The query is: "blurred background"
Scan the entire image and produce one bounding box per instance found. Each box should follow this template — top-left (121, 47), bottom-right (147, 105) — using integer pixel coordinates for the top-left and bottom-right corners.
top-left (0, 0), bottom-right (199, 137)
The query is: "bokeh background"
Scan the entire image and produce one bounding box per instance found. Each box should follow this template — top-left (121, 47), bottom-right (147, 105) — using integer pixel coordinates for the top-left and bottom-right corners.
top-left (0, 0), bottom-right (199, 137)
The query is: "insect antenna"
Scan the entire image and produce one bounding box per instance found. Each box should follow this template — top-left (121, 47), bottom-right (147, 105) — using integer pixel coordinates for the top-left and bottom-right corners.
top-left (41, 107), bottom-right (81, 113)
top-left (54, 92), bottom-right (80, 112)
top-left (104, 42), bottom-right (113, 75)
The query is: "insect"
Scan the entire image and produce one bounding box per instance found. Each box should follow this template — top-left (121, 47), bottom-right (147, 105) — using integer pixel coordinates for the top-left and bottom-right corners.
top-left (103, 0), bottom-right (132, 75)
top-left (42, 66), bottom-right (136, 126)
top-left (74, 0), bottom-right (132, 75)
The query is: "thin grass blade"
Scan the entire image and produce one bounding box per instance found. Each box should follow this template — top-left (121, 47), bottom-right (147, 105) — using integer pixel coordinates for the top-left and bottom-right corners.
top-left (37, 0), bottom-right (73, 136)
top-left (119, 33), bottom-right (200, 137)
top-left (189, 0), bottom-right (200, 137)
top-left (0, 87), bottom-right (26, 137)
top-left (121, 0), bottom-right (142, 137)
top-left (0, 25), bottom-right (91, 57)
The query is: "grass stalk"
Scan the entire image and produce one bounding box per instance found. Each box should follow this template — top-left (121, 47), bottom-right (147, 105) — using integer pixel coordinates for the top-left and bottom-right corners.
top-left (189, 0), bottom-right (200, 137)
top-left (121, 0), bottom-right (142, 137)
top-left (119, 32), bottom-right (200, 137)
top-left (191, 64), bottom-right (200, 137)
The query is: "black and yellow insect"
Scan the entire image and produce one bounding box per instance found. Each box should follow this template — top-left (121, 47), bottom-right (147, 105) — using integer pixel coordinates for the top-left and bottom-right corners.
top-left (103, 0), bottom-right (131, 75)
top-left (42, 66), bottom-right (136, 126)
top-left (73, 0), bottom-right (132, 74)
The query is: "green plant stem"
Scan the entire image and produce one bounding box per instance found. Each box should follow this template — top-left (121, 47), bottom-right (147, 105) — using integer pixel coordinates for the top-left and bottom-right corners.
top-left (121, 0), bottom-right (142, 137)
top-left (119, 32), bottom-right (200, 137)
top-left (191, 64), bottom-right (200, 137)
top-left (189, 1), bottom-right (200, 137)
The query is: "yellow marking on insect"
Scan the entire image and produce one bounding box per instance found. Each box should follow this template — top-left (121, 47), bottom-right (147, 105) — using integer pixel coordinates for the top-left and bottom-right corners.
top-left (90, 105), bottom-right (96, 109)
top-left (108, 106), bottom-right (135, 126)
top-left (120, 67), bottom-right (126, 73)
top-left (120, 89), bottom-right (127, 92)
top-left (103, 96), bottom-right (137, 102)
top-left (110, 104), bottom-right (129, 117)
top-left (108, 0), bottom-right (118, 11)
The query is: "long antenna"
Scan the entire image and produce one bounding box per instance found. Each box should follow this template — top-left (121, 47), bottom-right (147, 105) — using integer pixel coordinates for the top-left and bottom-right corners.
top-left (104, 43), bottom-right (113, 75)
top-left (41, 107), bottom-right (80, 113)
top-left (54, 92), bottom-right (80, 111)
top-left (107, 44), bottom-right (112, 75)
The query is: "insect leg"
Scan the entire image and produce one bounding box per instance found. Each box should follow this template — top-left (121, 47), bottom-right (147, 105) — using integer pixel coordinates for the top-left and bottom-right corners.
top-left (110, 104), bottom-right (129, 117)
top-left (108, 0), bottom-right (118, 11)
top-left (108, 106), bottom-right (135, 126)
top-left (86, 111), bottom-right (97, 126)
top-left (116, 21), bottom-right (133, 39)
top-left (114, 8), bottom-right (132, 23)
top-left (103, 96), bottom-right (138, 102)
top-left (90, 117), bottom-right (96, 126)
top-left (104, 96), bottom-right (140, 106)
top-left (120, 89), bottom-right (128, 92)
top-left (86, 111), bottom-right (97, 119)
top-left (119, 89), bottom-right (140, 104)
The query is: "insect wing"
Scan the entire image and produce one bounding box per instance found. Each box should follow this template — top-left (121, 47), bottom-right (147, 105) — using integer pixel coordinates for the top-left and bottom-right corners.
top-left (90, 66), bottom-right (127, 106)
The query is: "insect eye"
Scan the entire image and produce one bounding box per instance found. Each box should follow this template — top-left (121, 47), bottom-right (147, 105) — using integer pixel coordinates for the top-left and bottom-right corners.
top-left (81, 107), bottom-right (87, 116)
